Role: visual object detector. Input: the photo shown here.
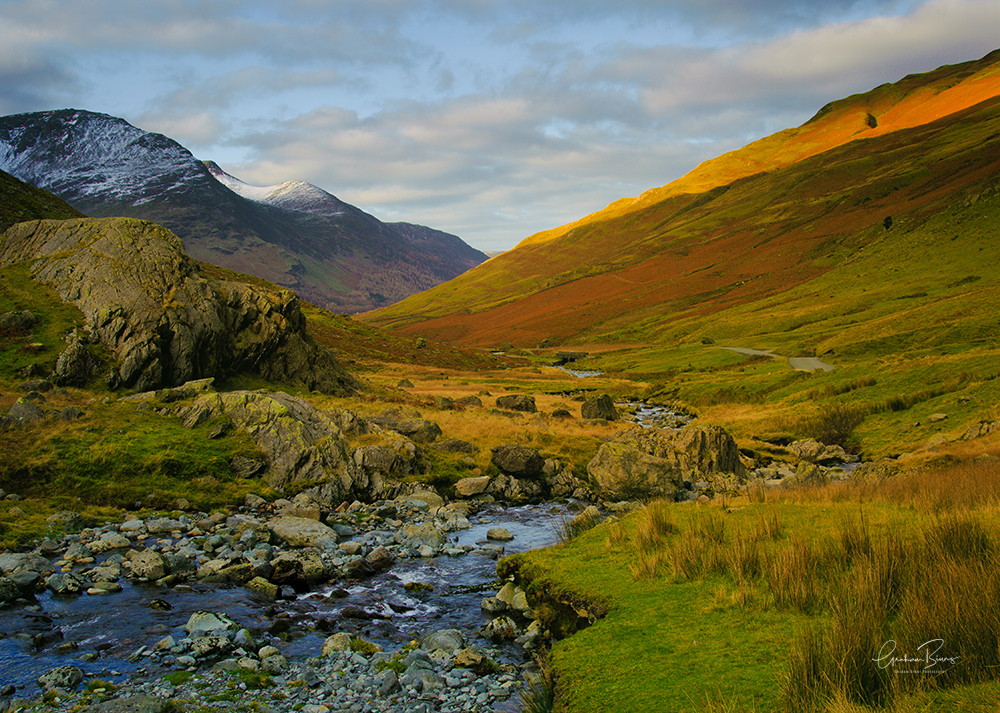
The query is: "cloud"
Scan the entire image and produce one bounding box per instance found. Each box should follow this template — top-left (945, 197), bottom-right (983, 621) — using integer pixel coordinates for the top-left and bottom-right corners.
top-left (2, 0), bottom-right (998, 250)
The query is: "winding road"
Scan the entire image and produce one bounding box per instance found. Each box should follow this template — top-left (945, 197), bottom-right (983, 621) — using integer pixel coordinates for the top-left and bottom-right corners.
top-left (721, 347), bottom-right (835, 372)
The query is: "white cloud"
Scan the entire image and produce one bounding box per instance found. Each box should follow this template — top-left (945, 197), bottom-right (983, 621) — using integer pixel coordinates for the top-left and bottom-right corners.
top-left (1, 0), bottom-right (998, 250)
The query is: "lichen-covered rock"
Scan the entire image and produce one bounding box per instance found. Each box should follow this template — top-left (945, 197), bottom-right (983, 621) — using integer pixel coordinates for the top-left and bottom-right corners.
top-left (581, 394), bottom-right (619, 421)
top-left (37, 665), bottom-right (84, 692)
top-left (7, 397), bottom-right (44, 424)
top-left (269, 516), bottom-right (338, 548)
top-left (587, 425), bottom-right (745, 500)
top-left (495, 394), bottom-right (536, 413)
top-left (491, 444), bottom-right (545, 478)
top-left (185, 391), bottom-right (355, 495)
top-left (0, 217), bottom-right (357, 394)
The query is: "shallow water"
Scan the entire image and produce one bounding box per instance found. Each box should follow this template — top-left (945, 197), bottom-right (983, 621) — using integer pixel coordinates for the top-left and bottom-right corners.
top-left (0, 502), bottom-right (567, 691)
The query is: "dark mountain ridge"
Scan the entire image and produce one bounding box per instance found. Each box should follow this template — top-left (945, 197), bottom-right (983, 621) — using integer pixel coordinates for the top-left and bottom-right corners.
top-left (0, 109), bottom-right (486, 313)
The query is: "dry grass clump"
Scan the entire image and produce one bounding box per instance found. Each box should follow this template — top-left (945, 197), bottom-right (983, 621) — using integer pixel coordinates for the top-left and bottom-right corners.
top-left (780, 466), bottom-right (1000, 712)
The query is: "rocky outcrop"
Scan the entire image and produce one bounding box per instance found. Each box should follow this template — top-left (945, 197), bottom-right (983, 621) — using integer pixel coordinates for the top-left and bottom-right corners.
top-left (587, 425), bottom-right (746, 500)
top-left (491, 444), bottom-right (545, 478)
top-left (172, 389), bottom-right (418, 504)
top-left (581, 394), bottom-right (619, 421)
top-left (495, 395), bottom-right (536, 413)
top-left (0, 217), bottom-right (358, 394)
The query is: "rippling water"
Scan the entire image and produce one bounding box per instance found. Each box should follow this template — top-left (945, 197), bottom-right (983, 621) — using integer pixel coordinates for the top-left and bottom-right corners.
top-left (0, 502), bottom-right (568, 690)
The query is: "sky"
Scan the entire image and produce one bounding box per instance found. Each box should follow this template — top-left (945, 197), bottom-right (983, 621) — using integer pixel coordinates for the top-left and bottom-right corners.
top-left (2, 1), bottom-right (999, 251)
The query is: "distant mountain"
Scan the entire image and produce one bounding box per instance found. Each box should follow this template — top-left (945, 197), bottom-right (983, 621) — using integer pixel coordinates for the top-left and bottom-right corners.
top-left (0, 109), bottom-right (486, 312)
top-left (363, 49), bottom-right (1000, 361)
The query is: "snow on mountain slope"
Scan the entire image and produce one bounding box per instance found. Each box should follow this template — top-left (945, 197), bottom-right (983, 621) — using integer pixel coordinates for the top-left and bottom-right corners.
top-left (204, 161), bottom-right (348, 218)
top-left (0, 109), bottom-right (209, 208)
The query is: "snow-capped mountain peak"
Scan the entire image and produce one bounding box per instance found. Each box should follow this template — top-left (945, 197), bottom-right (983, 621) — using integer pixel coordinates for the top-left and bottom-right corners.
top-left (204, 161), bottom-right (347, 218)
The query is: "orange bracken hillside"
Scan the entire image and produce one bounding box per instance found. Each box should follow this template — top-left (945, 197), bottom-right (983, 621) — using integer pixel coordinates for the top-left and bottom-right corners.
top-left (361, 50), bottom-right (1000, 349)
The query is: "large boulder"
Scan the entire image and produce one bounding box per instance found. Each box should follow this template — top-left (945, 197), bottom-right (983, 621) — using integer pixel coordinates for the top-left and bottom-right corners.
top-left (581, 394), bottom-right (619, 421)
top-left (491, 444), bottom-right (545, 478)
top-left (495, 394), bottom-right (536, 413)
top-left (586, 443), bottom-right (682, 501)
top-left (37, 665), bottom-right (84, 692)
top-left (269, 549), bottom-right (330, 588)
top-left (0, 310), bottom-right (38, 332)
top-left (177, 391), bottom-right (380, 502)
top-left (393, 419), bottom-right (442, 444)
top-left (0, 217), bottom-right (357, 394)
top-left (269, 516), bottom-right (339, 548)
top-left (587, 425), bottom-right (745, 500)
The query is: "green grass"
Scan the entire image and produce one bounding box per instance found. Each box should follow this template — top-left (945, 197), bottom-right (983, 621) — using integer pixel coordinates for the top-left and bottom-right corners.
top-left (504, 459), bottom-right (1000, 712)
top-left (0, 262), bottom-right (101, 379)
top-left (0, 387), bottom-right (270, 548)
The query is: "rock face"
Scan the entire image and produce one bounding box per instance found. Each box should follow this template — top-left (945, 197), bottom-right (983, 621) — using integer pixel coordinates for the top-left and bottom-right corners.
top-left (0, 217), bottom-right (358, 394)
top-left (175, 390), bottom-right (415, 504)
top-left (587, 425), bottom-right (746, 500)
top-left (581, 394), bottom-right (619, 421)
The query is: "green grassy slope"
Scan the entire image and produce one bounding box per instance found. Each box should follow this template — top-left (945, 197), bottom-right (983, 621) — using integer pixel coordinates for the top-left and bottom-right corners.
top-left (361, 51), bottom-right (1000, 354)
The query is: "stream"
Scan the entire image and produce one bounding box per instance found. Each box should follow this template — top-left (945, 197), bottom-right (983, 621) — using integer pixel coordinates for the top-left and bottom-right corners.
top-left (0, 502), bottom-right (569, 692)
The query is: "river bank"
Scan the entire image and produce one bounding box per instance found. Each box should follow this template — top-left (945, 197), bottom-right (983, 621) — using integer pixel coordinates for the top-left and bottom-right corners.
top-left (0, 494), bottom-right (571, 713)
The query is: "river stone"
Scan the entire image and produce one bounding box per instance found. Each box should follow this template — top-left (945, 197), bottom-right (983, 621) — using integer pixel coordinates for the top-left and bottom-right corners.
top-left (419, 629), bottom-right (466, 655)
top-left (581, 394), bottom-right (619, 421)
top-left (126, 549), bottom-right (168, 580)
top-left (261, 653), bottom-right (287, 674)
top-left (402, 666), bottom-right (444, 692)
top-left (79, 696), bottom-right (178, 713)
top-left (366, 546), bottom-right (394, 569)
top-left (88, 531), bottom-right (131, 553)
top-left (487, 528), bottom-right (514, 542)
top-left (37, 665), bottom-right (84, 691)
top-left (145, 517), bottom-right (184, 534)
top-left (184, 611), bottom-right (238, 637)
top-left (269, 516), bottom-right (338, 548)
top-left (339, 540), bottom-right (363, 556)
top-left (245, 576), bottom-right (279, 601)
top-left (511, 590), bottom-right (533, 616)
top-left (152, 635), bottom-right (175, 652)
top-left (455, 476), bottom-right (491, 497)
top-left (190, 635), bottom-right (231, 657)
top-left (402, 522), bottom-right (447, 549)
top-left (376, 669), bottom-right (400, 696)
top-left (0, 553), bottom-right (52, 578)
top-left (270, 549), bottom-right (330, 587)
top-left (0, 576), bottom-right (18, 602)
top-left (495, 394), bottom-right (536, 413)
top-left (481, 596), bottom-right (506, 614)
top-left (482, 616), bottom-right (519, 641)
top-left (47, 571), bottom-right (86, 594)
top-left (401, 489), bottom-right (445, 509)
top-left (454, 647), bottom-right (491, 674)
top-left (321, 632), bottom-right (353, 656)
top-left (491, 444), bottom-right (545, 478)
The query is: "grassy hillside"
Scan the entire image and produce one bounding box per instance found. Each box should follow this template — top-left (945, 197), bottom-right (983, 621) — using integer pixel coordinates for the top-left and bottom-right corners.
top-left (362, 50), bottom-right (1000, 351)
